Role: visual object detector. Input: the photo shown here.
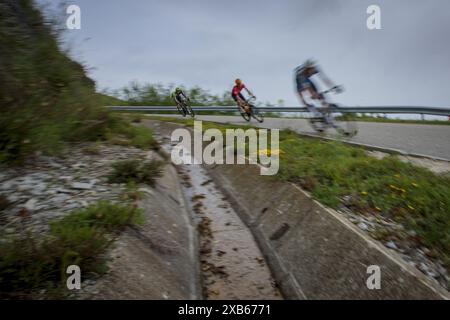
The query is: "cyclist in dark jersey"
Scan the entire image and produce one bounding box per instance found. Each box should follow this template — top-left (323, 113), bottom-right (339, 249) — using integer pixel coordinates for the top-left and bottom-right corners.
top-left (231, 79), bottom-right (255, 113)
top-left (171, 87), bottom-right (189, 106)
top-left (294, 59), bottom-right (342, 116)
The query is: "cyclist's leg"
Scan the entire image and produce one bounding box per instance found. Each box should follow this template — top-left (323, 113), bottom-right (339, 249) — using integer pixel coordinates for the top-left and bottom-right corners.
top-left (178, 94), bottom-right (186, 105)
top-left (303, 78), bottom-right (319, 99)
top-left (302, 87), bottom-right (321, 117)
top-left (238, 93), bottom-right (251, 113)
top-left (233, 93), bottom-right (247, 112)
top-left (297, 78), bottom-right (320, 116)
top-left (174, 96), bottom-right (186, 115)
top-left (175, 97), bottom-right (181, 108)
top-left (309, 84), bottom-right (337, 127)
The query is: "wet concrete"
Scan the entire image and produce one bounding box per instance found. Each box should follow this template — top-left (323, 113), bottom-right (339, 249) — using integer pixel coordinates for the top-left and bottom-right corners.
top-left (161, 138), bottom-right (282, 300)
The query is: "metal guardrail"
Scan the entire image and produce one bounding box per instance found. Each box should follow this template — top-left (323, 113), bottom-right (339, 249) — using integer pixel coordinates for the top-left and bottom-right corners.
top-left (108, 105), bottom-right (450, 116)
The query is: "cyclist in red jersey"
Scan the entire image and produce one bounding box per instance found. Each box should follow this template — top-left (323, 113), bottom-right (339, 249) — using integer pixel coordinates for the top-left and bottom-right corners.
top-left (231, 79), bottom-right (255, 113)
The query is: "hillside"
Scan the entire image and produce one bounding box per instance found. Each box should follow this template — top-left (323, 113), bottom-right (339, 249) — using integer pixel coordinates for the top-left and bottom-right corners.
top-left (0, 0), bottom-right (116, 162)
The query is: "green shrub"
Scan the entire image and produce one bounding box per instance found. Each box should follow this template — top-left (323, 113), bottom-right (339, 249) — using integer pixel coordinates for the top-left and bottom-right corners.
top-left (0, 201), bottom-right (143, 298)
top-left (0, 1), bottom-right (143, 163)
top-left (120, 182), bottom-right (145, 202)
top-left (276, 131), bottom-right (450, 268)
top-left (108, 159), bottom-right (164, 186)
top-left (131, 114), bottom-right (143, 123)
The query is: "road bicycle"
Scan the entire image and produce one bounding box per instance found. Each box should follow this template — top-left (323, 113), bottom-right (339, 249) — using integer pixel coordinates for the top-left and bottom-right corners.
top-left (307, 87), bottom-right (357, 137)
top-left (176, 97), bottom-right (195, 118)
top-left (237, 96), bottom-right (264, 123)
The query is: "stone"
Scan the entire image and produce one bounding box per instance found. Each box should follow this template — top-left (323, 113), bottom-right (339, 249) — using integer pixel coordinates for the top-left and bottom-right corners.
top-left (56, 188), bottom-right (72, 194)
top-left (30, 182), bottom-right (47, 196)
top-left (386, 241), bottom-right (398, 250)
top-left (357, 222), bottom-right (369, 231)
top-left (0, 180), bottom-right (15, 191)
top-left (24, 198), bottom-right (38, 211)
top-left (63, 203), bottom-right (80, 211)
top-left (72, 182), bottom-right (93, 190)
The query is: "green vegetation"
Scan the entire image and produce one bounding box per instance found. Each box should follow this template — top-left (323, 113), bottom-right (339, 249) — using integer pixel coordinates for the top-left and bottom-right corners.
top-left (108, 120), bottom-right (158, 150)
top-left (96, 92), bottom-right (127, 106)
top-left (276, 130), bottom-right (450, 267)
top-left (151, 116), bottom-right (450, 268)
top-left (108, 81), bottom-right (281, 117)
top-left (108, 159), bottom-right (164, 186)
top-left (120, 182), bottom-right (145, 202)
top-left (0, 201), bottom-right (143, 299)
top-left (0, 1), bottom-right (153, 163)
top-left (111, 81), bottom-right (237, 107)
top-left (82, 142), bottom-right (102, 155)
top-left (0, 195), bottom-right (11, 212)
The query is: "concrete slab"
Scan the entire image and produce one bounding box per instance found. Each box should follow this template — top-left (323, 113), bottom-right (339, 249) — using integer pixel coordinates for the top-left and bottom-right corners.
top-left (207, 163), bottom-right (449, 300)
top-left (80, 164), bottom-right (201, 300)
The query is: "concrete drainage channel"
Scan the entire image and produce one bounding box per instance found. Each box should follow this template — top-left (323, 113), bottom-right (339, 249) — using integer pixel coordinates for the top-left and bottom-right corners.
top-left (146, 119), bottom-right (449, 300)
top-left (160, 140), bottom-right (282, 300)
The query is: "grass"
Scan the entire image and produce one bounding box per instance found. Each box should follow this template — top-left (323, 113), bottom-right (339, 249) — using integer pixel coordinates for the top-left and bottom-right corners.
top-left (0, 201), bottom-right (143, 299)
top-left (82, 142), bottom-right (102, 155)
top-left (103, 116), bottom-right (159, 150)
top-left (108, 159), bottom-right (164, 186)
top-left (120, 182), bottom-right (145, 202)
top-left (0, 1), bottom-right (158, 164)
top-left (150, 116), bottom-right (450, 268)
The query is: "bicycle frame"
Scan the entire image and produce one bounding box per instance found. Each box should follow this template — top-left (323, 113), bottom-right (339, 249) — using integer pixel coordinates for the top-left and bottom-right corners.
top-left (307, 87), bottom-right (350, 133)
top-left (237, 96), bottom-right (255, 111)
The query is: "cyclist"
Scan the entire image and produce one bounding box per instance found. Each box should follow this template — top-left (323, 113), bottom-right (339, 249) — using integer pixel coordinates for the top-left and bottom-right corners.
top-left (231, 79), bottom-right (255, 113)
top-left (294, 59), bottom-right (342, 117)
top-left (171, 87), bottom-right (190, 107)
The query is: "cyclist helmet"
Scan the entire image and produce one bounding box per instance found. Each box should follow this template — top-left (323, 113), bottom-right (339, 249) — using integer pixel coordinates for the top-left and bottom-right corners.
top-left (175, 87), bottom-right (182, 94)
top-left (235, 78), bottom-right (242, 86)
top-left (303, 59), bottom-right (316, 69)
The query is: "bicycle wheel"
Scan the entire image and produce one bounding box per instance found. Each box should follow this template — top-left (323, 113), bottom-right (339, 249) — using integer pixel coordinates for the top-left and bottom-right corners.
top-left (250, 105), bottom-right (264, 123)
top-left (177, 103), bottom-right (187, 117)
top-left (334, 112), bottom-right (358, 137)
top-left (184, 102), bottom-right (195, 118)
top-left (238, 106), bottom-right (251, 122)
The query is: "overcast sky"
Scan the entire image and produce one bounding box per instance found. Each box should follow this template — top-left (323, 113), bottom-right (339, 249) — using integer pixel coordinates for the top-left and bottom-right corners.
top-left (38, 0), bottom-right (450, 107)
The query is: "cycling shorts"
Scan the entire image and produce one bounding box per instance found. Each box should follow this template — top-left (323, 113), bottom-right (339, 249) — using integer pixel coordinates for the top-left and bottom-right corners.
top-left (231, 92), bottom-right (246, 103)
top-left (296, 75), bottom-right (318, 93)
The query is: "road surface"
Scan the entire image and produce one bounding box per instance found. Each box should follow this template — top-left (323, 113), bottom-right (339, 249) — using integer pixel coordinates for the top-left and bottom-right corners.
top-left (151, 115), bottom-right (450, 160)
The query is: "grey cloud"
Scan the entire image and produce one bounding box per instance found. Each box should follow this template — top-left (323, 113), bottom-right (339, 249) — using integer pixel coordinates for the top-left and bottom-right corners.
top-left (37, 0), bottom-right (450, 107)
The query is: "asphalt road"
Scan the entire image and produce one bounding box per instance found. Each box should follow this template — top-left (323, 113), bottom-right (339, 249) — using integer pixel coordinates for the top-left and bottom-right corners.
top-left (151, 114), bottom-right (450, 160)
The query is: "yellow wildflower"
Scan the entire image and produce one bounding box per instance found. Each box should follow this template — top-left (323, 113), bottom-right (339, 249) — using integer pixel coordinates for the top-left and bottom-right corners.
top-left (257, 149), bottom-right (283, 156)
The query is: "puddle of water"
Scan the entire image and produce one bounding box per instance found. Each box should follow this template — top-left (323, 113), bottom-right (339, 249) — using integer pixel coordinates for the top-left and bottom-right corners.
top-left (164, 144), bottom-right (282, 300)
